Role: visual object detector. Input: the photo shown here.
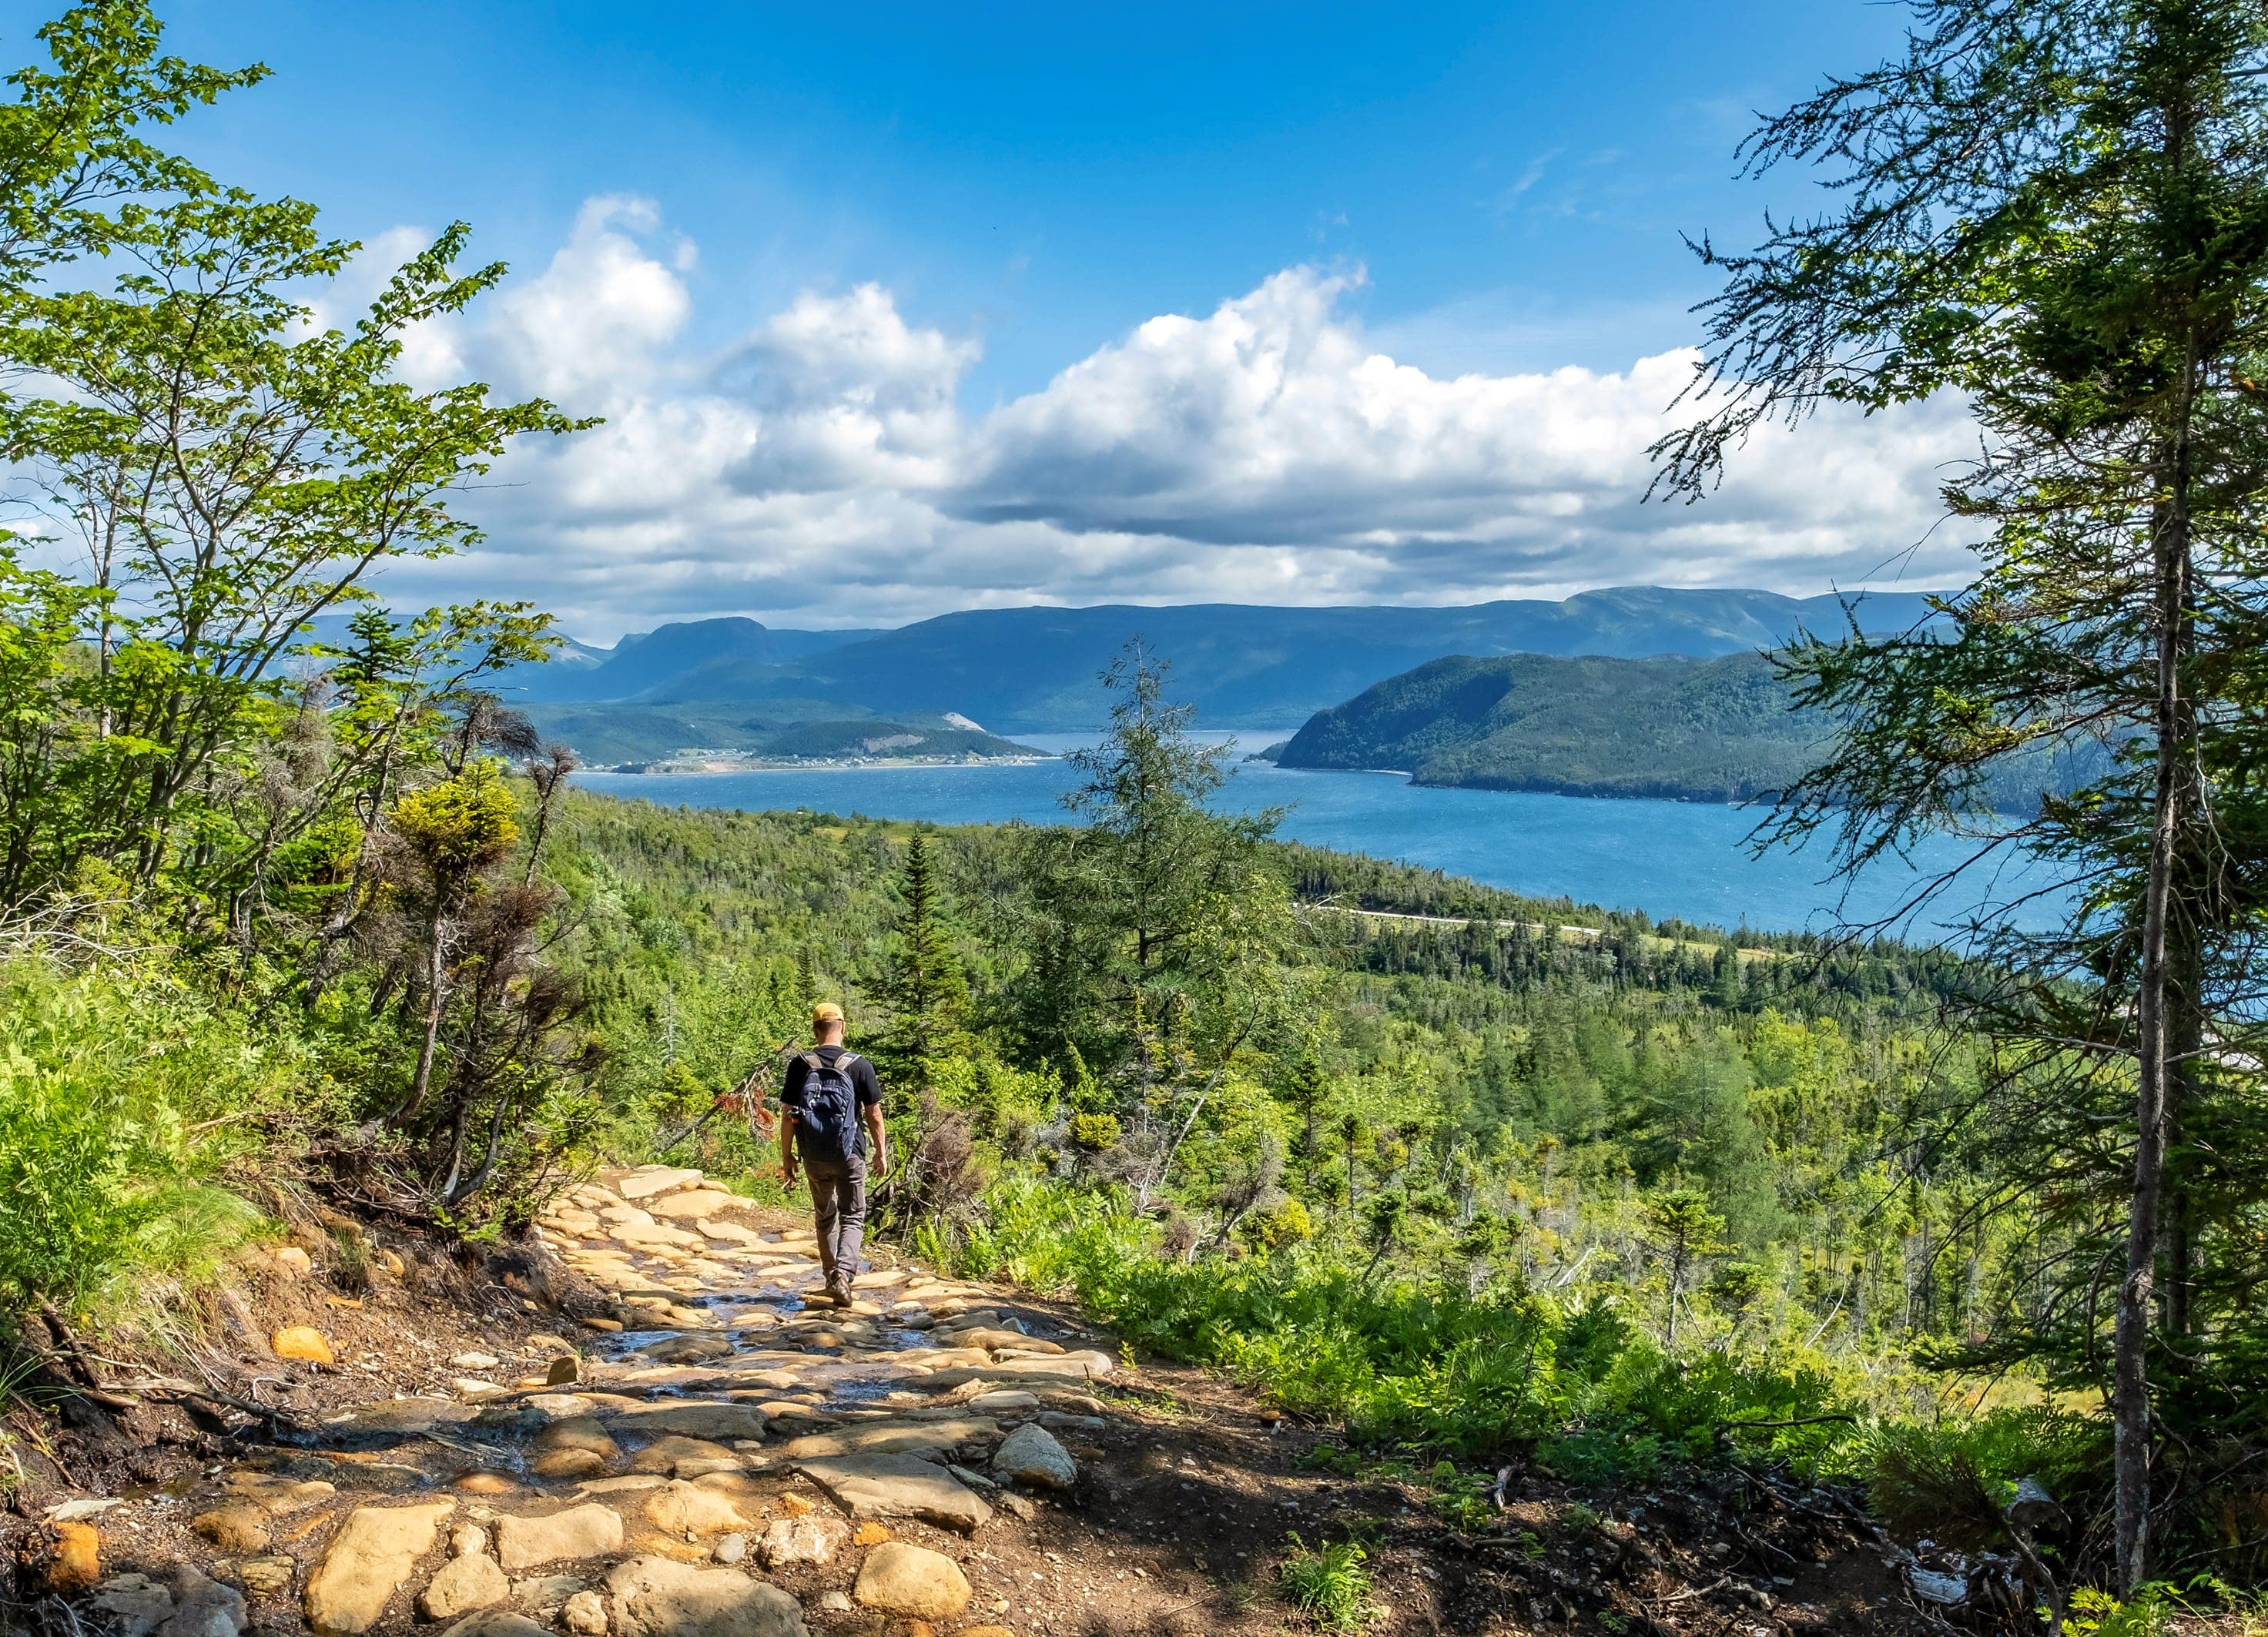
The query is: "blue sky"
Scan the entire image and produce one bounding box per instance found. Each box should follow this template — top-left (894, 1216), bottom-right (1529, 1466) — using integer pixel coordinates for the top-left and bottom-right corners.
top-left (12, 2), bottom-right (1963, 635)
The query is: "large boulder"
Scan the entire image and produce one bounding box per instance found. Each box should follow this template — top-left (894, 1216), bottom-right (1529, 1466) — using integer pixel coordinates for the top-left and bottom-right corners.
top-left (991, 1424), bottom-right (1077, 1491)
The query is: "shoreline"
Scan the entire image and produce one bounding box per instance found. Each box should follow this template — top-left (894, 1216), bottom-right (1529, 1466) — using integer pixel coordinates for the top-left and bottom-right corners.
top-left (593, 752), bottom-right (1060, 774)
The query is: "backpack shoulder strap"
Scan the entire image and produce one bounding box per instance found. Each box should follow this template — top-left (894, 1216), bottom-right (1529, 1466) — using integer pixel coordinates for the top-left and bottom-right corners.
top-left (797, 1051), bottom-right (824, 1073)
top-left (833, 1053), bottom-right (863, 1071)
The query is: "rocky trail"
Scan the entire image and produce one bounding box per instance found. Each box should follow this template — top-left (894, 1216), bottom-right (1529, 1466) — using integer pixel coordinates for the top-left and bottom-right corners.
top-left (8, 1167), bottom-right (1919, 1637)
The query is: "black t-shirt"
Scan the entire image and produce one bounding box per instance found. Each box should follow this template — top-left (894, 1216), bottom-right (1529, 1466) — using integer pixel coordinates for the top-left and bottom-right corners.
top-left (781, 1045), bottom-right (883, 1157)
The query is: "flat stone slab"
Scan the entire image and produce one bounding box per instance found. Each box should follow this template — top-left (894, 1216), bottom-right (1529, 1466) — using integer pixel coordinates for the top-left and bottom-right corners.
top-left (303, 1499), bottom-right (456, 1635)
top-left (612, 1167), bottom-right (705, 1200)
top-left (605, 1556), bottom-right (806, 1637)
top-left (603, 1401), bottom-right (769, 1441)
top-left (778, 1415), bottom-right (997, 1460)
top-left (793, 1453), bottom-right (992, 1535)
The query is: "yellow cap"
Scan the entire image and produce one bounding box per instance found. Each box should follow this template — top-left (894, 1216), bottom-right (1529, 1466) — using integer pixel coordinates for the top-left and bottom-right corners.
top-left (811, 1001), bottom-right (845, 1026)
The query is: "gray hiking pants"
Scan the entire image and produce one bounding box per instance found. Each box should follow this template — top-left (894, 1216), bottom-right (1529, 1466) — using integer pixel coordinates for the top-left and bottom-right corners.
top-left (802, 1152), bottom-right (867, 1287)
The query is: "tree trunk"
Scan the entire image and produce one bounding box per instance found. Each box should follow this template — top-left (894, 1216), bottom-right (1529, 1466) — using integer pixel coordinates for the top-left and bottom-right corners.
top-left (2116, 405), bottom-right (2196, 1592)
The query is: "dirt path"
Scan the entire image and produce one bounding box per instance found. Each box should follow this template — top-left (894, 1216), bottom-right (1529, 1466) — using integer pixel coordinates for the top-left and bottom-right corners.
top-left (15, 1168), bottom-right (1917, 1637)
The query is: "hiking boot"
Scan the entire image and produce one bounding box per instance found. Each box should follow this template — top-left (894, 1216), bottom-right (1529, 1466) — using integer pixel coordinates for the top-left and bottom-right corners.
top-left (825, 1274), bottom-right (853, 1307)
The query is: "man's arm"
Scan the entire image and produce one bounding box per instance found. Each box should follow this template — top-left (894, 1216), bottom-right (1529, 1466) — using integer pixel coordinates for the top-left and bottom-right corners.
top-left (863, 1101), bottom-right (889, 1181)
top-left (778, 1056), bottom-right (804, 1184)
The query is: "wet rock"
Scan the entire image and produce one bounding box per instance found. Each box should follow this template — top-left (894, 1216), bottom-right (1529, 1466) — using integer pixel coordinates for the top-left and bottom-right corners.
top-left (417, 1553), bottom-right (510, 1621)
top-left (643, 1481), bottom-right (747, 1536)
top-left (794, 1455), bottom-right (991, 1536)
top-left (303, 1499), bottom-right (457, 1635)
top-left (493, 1505), bottom-right (625, 1571)
top-left (606, 1402), bottom-right (768, 1441)
top-left (990, 1425), bottom-right (1075, 1491)
top-left (852, 1544), bottom-right (970, 1622)
top-left (560, 1591), bottom-right (608, 1635)
top-left (158, 1566), bottom-right (246, 1637)
top-left (336, 1398), bottom-right (481, 1434)
top-left (961, 1391), bottom-right (1037, 1413)
top-left (605, 1556), bottom-right (807, 1637)
top-left (627, 1435), bottom-right (742, 1478)
top-left (536, 1417), bottom-right (622, 1458)
top-left (89, 1572), bottom-right (175, 1637)
top-left (758, 1517), bottom-right (849, 1570)
top-left (272, 1327), bottom-right (334, 1364)
top-left (191, 1502), bottom-right (272, 1554)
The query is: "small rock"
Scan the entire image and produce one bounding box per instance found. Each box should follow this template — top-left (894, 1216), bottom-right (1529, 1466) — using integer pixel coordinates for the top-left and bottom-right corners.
top-left (581, 1317), bottom-right (624, 1334)
top-left (818, 1592), bottom-right (853, 1613)
top-left (545, 1356), bottom-right (581, 1387)
top-left (89, 1572), bottom-right (174, 1637)
top-left (439, 1613), bottom-right (549, 1637)
top-left (627, 1434), bottom-right (742, 1479)
top-left (712, 1534), bottom-right (748, 1565)
top-left (304, 1500), bottom-right (457, 1635)
top-left (158, 1566), bottom-right (246, 1637)
top-left (759, 1517), bottom-right (850, 1570)
top-left (779, 1494), bottom-right (815, 1518)
top-left (990, 1424), bottom-right (1076, 1491)
top-left (511, 1575), bottom-right (586, 1610)
top-left (559, 1591), bottom-right (608, 1635)
top-left (26, 1521), bottom-right (101, 1595)
top-left (605, 1556), bottom-right (806, 1637)
top-left (643, 1481), bottom-right (747, 1537)
top-left (451, 1525), bottom-right (493, 1560)
top-left (997, 1494), bottom-right (1034, 1522)
top-left (531, 1448), bottom-right (609, 1481)
top-left (191, 1503), bottom-right (272, 1555)
top-left (275, 1247), bottom-right (314, 1277)
top-left (494, 1505), bottom-right (625, 1571)
top-left (271, 1326), bottom-right (334, 1365)
top-left (418, 1553), bottom-right (511, 1620)
top-left (451, 1353), bottom-right (502, 1371)
top-left (238, 1559), bottom-right (295, 1600)
top-left (851, 1523), bottom-right (892, 1548)
top-left (853, 1543), bottom-right (970, 1622)
top-left (376, 1248), bottom-right (407, 1277)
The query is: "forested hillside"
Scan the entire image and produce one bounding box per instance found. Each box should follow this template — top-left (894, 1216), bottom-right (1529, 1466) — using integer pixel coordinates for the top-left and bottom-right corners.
top-left (1273, 651), bottom-right (2103, 808)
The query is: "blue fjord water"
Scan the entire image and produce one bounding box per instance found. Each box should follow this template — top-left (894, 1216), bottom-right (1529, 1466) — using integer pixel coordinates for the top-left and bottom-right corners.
top-left (578, 731), bottom-right (2053, 939)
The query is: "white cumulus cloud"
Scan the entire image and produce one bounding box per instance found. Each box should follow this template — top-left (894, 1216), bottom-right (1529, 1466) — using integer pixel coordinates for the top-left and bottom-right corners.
top-left (363, 199), bottom-right (1979, 637)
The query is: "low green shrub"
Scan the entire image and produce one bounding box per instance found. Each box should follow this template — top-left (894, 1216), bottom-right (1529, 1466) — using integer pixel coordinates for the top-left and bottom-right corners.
top-left (1278, 1535), bottom-right (1375, 1632)
top-left (0, 960), bottom-right (279, 1317)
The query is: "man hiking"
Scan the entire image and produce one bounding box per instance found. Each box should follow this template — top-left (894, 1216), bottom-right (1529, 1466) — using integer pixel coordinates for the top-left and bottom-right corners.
top-left (778, 1001), bottom-right (889, 1307)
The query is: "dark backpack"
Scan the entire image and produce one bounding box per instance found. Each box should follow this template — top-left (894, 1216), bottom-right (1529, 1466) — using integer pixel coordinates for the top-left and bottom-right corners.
top-left (792, 1051), bottom-right (863, 1165)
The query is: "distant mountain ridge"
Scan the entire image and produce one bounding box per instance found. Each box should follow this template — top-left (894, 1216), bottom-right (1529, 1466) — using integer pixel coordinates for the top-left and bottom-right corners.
top-left (494, 587), bottom-right (1946, 731)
